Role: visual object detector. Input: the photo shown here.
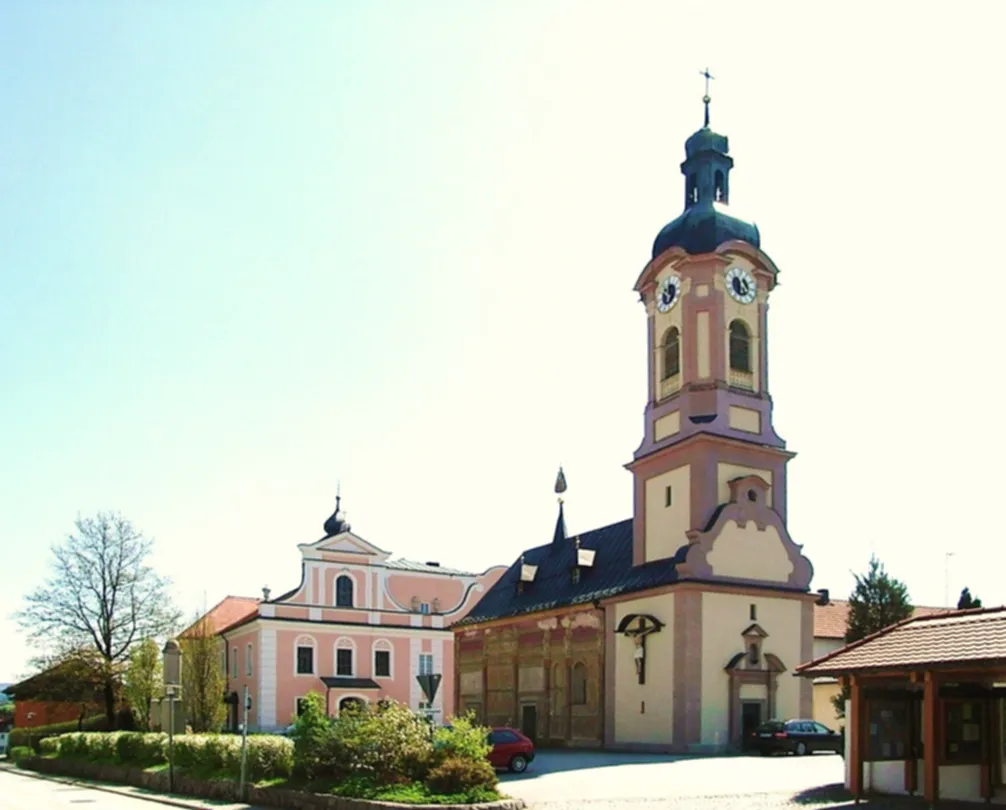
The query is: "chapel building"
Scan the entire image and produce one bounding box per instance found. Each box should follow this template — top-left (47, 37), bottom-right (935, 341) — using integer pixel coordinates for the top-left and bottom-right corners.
top-left (453, 91), bottom-right (817, 753)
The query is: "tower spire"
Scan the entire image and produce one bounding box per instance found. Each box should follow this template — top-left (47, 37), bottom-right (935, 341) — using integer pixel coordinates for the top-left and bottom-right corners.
top-left (699, 67), bottom-right (714, 128)
top-left (552, 466), bottom-right (568, 547)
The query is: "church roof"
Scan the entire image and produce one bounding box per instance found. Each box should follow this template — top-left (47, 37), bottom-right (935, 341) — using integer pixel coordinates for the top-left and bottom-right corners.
top-left (455, 518), bottom-right (687, 626)
top-left (652, 200), bottom-right (760, 259)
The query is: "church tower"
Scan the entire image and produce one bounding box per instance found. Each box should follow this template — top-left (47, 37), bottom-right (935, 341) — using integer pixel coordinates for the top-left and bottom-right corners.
top-left (627, 84), bottom-right (808, 582)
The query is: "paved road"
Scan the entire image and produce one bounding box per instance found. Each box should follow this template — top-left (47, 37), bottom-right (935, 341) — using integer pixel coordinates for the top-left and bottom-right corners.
top-left (0, 769), bottom-right (257, 810)
top-left (500, 750), bottom-right (854, 808)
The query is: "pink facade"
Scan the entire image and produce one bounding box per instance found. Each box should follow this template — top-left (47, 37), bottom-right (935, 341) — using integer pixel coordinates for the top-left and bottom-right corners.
top-left (219, 505), bottom-right (504, 731)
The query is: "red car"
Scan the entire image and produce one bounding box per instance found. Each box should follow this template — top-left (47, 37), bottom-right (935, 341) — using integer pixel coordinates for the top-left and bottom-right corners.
top-left (487, 727), bottom-right (535, 773)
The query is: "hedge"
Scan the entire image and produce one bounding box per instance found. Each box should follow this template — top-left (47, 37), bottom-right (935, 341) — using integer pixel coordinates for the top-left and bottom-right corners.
top-left (8, 715), bottom-right (108, 750)
top-left (41, 731), bottom-right (293, 782)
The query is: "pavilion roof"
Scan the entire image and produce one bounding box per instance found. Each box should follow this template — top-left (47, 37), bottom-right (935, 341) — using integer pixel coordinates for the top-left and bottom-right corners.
top-left (797, 606), bottom-right (1006, 677)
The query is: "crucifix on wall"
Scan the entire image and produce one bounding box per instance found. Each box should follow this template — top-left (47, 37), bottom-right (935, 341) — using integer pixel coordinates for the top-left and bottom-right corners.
top-left (616, 613), bottom-right (664, 685)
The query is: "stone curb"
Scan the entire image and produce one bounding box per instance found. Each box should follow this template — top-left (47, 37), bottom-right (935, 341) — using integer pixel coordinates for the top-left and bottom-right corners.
top-left (5, 758), bottom-right (525, 810)
top-left (0, 764), bottom-right (238, 810)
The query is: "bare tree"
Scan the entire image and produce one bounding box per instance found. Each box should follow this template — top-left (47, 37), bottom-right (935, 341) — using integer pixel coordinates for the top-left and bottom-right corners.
top-left (181, 613), bottom-right (226, 733)
top-left (17, 512), bottom-right (181, 727)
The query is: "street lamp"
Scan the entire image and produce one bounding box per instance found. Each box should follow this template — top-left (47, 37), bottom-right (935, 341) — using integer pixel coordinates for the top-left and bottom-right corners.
top-left (162, 640), bottom-right (183, 794)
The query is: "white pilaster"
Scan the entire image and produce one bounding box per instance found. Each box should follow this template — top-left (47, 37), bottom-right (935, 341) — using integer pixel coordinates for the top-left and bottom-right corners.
top-left (433, 636), bottom-right (446, 716)
top-left (409, 637), bottom-right (421, 711)
top-left (259, 628), bottom-right (277, 730)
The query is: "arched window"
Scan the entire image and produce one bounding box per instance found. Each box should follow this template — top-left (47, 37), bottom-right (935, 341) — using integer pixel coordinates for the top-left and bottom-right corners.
top-left (714, 170), bottom-right (725, 202)
top-left (373, 639), bottom-right (393, 679)
top-left (729, 320), bottom-right (751, 373)
top-left (661, 327), bottom-right (680, 380)
top-left (335, 575), bottom-right (354, 608)
top-left (294, 635), bottom-right (316, 675)
top-left (748, 643), bottom-right (760, 667)
top-left (571, 662), bottom-right (588, 706)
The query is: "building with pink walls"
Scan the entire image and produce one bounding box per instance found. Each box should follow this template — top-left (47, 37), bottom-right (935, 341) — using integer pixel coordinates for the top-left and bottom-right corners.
top-left (219, 498), bottom-right (506, 732)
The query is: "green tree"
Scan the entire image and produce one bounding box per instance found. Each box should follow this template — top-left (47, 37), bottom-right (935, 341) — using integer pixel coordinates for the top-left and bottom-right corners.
top-left (123, 638), bottom-right (162, 730)
top-left (958, 587), bottom-right (983, 609)
top-left (16, 513), bottom-right (181, 727)
top-left (180, 613), bottom-right (226, 733)
top-left (831, 555), bottom-right (914, 717)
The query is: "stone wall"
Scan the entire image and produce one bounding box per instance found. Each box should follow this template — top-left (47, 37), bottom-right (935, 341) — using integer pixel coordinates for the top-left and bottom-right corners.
top-left (455, 608), bottom-right (605, 747)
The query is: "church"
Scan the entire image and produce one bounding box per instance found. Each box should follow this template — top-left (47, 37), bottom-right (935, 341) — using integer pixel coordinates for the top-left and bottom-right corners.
top-left (452, 86), bottom-right (817, 753)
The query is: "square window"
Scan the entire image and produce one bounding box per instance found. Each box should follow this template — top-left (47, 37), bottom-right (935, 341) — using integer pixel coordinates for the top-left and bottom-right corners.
top-left (296, 646), bottom-right (314, 675)
top-left (375, 650), bottom-right (391, 678)
top-left (420, 603), bottom-right (430, 614)
top-left (665, 486), bottom-right (672, 507)
top-left (336, 648), bottom-right (353, 676)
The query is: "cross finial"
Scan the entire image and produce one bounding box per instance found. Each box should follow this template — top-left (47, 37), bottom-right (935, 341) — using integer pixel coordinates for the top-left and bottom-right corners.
top-left (335, 480), bottom-right (342, 513)
top-left (699, 67), bottom-right (714, 128)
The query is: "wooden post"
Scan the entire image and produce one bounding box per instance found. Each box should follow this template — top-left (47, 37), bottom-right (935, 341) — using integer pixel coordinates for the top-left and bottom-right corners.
top-left (849, 675), bottom-right (864, 801)
top-left (923, 671), bottom-right (939, 803)
top-left (981, 697), bottom-right (992, 802)
top-left (905, 697), bottom-right (917, 795)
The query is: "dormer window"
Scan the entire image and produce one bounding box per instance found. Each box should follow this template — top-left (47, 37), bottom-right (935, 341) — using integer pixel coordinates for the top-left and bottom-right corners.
top-left (419, 602), bottom-right (430, 614)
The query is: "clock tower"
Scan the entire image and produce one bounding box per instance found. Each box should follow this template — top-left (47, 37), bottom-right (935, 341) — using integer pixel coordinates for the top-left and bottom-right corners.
top-left (626, 90), bottom-right (807, 580)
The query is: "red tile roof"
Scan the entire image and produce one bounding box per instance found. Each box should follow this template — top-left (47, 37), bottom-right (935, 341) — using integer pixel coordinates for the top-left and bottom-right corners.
top-left (813, 599), bottom-right (946, 639)
top-left (182, 596), bottom-right (259, 637)
top-left (798, 606), bottom-right (1006, 676)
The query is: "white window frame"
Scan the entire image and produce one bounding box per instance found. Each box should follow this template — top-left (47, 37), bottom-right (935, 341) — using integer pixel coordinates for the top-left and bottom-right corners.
top-left (372, 639), bottom-right (393, 680)
top-left (335, 573), bottom-right (355, 608)
top-left (246, 643), bottom-right (253, 677)
top-left (294, 635), bottom-right (317, 677)
top-left (418, 652), bottom-right (433, 676)
top-left (334, 636), bottom-right (356, 677)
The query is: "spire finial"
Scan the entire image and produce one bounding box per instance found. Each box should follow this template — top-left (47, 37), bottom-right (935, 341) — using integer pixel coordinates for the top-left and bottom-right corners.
top-left (554, 466), bottom-right (568, 505)
top-left (699, 67), bottom-right (714, 128)
top-left (335, 480), bottom-right (341, 513)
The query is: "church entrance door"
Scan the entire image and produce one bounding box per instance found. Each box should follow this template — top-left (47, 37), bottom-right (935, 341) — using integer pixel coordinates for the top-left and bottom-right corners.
top-left (741, 701), bottom-right (763, 750)
top-left (521, 704), bottom-right (538, 744)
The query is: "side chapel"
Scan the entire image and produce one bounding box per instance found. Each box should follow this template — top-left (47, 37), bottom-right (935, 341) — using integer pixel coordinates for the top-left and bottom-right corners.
top-left (453, 86), bottom-right (817, 753)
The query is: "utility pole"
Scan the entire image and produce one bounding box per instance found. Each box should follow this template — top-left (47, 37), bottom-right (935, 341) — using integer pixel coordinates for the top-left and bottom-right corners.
top-left (945, 552), bottom-right (956, 608)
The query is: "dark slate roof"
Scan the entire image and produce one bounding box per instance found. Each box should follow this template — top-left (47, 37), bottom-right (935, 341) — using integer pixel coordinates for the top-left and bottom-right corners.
top-left (456, 518), bottom-right (688, 626)
top-left (652, 201), bottom-right (760, 259)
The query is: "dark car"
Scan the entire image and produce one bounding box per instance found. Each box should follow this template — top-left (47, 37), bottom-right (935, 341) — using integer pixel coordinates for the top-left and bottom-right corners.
top-left (750, 719), bottom-right (843, 756)
top-left (487, 727), bottom-right (535, 773)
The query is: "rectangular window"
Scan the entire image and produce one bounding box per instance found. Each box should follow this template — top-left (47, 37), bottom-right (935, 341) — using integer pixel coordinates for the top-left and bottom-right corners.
top-left (231, 647), bottom-right (238, 679)
top-left (420, 603), bottom-right (430, 614)
top-left (665, 486), bottom-right (672, 507)
top-left (336, 648), bottom-right (353, 676)
top-left (749, 604), bottom-right (757, 621)
top-left (945, 699), bottom-right (984, 763)
top-left (296, 646), bottom-right (314, 675)
top-left (418, 653), bottom-right (433, 675)
top-left (375, 650), bottom-right (391, 678)
top-left (246, 644), bottom-right (253, 677)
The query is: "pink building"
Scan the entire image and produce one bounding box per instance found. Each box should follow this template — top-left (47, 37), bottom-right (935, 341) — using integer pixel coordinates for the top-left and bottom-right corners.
top-left (219, 499), bottom-right (505, 731)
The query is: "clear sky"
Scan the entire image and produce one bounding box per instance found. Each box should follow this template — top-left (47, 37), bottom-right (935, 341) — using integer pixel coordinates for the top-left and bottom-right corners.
top-left (2, 2), bottom-right (1004, 682)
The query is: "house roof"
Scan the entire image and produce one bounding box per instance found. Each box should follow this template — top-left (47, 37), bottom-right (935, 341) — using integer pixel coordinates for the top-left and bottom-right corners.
top-left (813, 599), bottom-right (947, 640)
top-left (456, 518), bottom-right (686, 626)
top-left (384, 559), bottom-right (476, 577)
top-left (797, 606), bottom-right (1006, 677)
top-left (184, 596), bottom-right (260, 637)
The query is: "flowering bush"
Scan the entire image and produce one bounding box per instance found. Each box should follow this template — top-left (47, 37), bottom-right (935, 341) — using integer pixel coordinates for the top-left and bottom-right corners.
top-left (38, 738), bottom-right (60, 756)
top-left (425, 756), bottom-right (497, 796)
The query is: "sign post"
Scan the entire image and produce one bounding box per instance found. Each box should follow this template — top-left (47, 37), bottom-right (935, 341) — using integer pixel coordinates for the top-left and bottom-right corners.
top-left (416, 673), bottom-right (442, 727)
top-left (238, 687), bottom-right (251, 800)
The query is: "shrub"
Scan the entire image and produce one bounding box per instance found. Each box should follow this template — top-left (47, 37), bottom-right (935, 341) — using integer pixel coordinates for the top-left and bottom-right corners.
top-left (425, 756), bottom-right (497, 796)
top-left (329, 700), bottom-right (434, 784)
top-left (9, 745), bottom-right (34, 765)
top-left (289, 692), bottom-right (332, 781)
top-left (38, 738), bottom-right (60, 756)
top-left (8, 715), bottom-right (107, 749)
top-left (432, 712), bottom-right (491, 765)
top-left (115, 731), bottom-right (167, 766)
top-left (245, 735), bottom-right (294, 781)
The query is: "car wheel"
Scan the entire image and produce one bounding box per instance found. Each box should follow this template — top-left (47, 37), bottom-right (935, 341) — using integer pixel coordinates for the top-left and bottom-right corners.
top-left (795, 742), bottom-right (808, 756)
top-left (509, 754), bottom-right (529, 773)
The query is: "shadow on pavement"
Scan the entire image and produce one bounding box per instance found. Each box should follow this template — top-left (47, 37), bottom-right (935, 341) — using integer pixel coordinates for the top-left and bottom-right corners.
top-left (788, 783), bottom-right (994, 809)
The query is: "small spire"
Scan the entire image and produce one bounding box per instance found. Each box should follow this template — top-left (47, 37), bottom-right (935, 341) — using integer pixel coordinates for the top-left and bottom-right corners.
top-left (699, 67), bottom-right (715, 128)
top-left (552, 500), bottom-right (567, 546)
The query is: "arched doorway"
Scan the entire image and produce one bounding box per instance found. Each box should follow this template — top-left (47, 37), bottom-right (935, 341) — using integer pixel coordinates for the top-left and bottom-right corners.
top-left (338, 696), bottom-right (367, 715)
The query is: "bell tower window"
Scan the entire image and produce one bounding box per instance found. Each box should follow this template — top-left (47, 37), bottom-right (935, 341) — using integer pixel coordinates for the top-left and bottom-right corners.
top-left (729, 320), bottom-right (751, 373)
top-left (661, 327), bottom-right (680, 380)
top-left (686, 174), bottom-right (698, 206)
top-left (714, 170), bottom-right (725, 202)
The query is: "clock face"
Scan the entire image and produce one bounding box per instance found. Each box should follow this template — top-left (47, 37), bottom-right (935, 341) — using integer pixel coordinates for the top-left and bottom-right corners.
top-left (656, 274), bottom-right (682, 313)
top-left (725, 266), bottom-right (757, 304)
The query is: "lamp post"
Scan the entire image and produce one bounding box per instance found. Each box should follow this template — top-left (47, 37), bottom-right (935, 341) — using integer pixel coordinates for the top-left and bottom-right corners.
top-left (162, 639), bottom-right (182, 794)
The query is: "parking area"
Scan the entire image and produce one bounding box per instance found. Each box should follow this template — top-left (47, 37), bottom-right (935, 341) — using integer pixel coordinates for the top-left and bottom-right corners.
top-left (500, 749), bottom-right (846, 808)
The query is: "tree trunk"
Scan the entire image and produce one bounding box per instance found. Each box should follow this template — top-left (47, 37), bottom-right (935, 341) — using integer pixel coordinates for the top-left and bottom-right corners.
top-left (104, 678), bottom-right (116, 729)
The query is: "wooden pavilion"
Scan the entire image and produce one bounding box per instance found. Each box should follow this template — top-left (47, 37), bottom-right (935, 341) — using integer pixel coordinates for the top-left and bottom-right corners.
top-left (796, 606), bottom-right (1006, 805)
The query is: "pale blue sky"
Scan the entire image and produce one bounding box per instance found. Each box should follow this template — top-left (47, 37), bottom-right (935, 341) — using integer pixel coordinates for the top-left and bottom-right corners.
top-left (2, 2), bottom-right (1004, 681)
